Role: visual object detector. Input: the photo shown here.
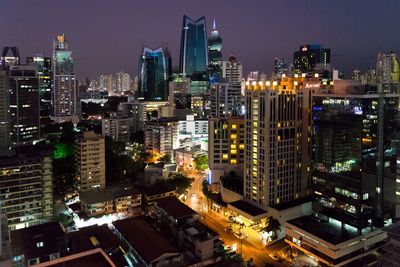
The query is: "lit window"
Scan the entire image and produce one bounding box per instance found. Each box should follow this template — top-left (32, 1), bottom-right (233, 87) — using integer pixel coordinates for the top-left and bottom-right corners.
top-left (222, 154), bottom-right (228, 159)
top-left (230, 159), bottom-right (237, 164)
top-left (36, 242), bottom-right (44, 248)
top-left (232, 124), bottom-right (237, 129)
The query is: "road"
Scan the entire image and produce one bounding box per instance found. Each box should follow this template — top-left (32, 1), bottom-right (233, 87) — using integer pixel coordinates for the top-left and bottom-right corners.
top-left (184, 170), bottom-right (288, 267)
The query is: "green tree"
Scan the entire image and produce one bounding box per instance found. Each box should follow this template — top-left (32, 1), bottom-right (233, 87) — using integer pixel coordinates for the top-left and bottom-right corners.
top-left (264, 216), bottom-right (281, 240)
top-left (159, 153), bottom-right (172, 163)
top-left (194, 154), bottom-right (208, 171)
top-left (202, 180), bottom-right (211, 198)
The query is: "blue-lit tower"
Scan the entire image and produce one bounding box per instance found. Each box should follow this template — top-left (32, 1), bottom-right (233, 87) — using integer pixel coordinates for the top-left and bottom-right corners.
top-left (179, 15), bottom-right (208, 79)
top-left (138, 47), bottom-right (171, 101)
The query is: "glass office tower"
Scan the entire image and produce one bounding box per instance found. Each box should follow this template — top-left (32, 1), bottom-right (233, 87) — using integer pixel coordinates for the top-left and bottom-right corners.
top-left (179, 15), bottom-right (208, 79)
top-left (208, 19), bottom-right (222, 83)
top-left (312, 92), bottom-right (400, 231)
top-left (138, 47), bottom-right (171, 101)
top-left (27, 55), bottom-right (52, 117)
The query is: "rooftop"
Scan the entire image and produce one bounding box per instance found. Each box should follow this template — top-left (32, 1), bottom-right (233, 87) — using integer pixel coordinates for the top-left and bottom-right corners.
top-left (47, 249), bottom-right (115, 267)
top-left (135, 183), bottom-right (175, 197)
top-left (67, 224), bottom-right (119, 253)
top-left (80, 186), bottom-right (140, 205)
top-left (287, 215), bottom-right (360, 245)
top-left (10, 222), bottom-right (65, 260)
top-left (112, 216), bottom-right (179, 264)
top-left (228, 200), bottom-right (267, 217)
top-left (155, 196), bottom-right (197, 220)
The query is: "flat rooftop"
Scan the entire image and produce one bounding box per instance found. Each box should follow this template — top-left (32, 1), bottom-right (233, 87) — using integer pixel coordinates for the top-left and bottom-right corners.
top-left (48, 250), bottom-right (115, 267)
top-left (80, 186), bottom-right (140, 205)
top-left (155, 196), bottom-right (197, 220)
top-left (112, 216), bottom-right (179, 264)
top-left (135, 183), bottom-right (175, 197)
top-left (10, 221), bottom-right (65, 260)
top-left (229, 200), bottom-right (267, 217)
top-left (287, 215), bottom-right (360, 245)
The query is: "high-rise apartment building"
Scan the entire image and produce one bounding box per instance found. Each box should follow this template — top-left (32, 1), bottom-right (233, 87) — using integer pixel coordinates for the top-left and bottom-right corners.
top-left (0, 70), bottom-right (10, 148)
top-left (221, 55), bottom-right (242, 86)
top-left (244, 77), bottom-right (312, 209)
top-left (75, 131), bottom-right (106, 192)
top-left (273, 58), bottom-right (289, 79)
top-left (144, 118), bottom-right (179, 159)
top-left (169, 74), bottom-right (191, 110)
top-left (179, 16), bottom-right (208, 78)
top-left (208, 19), bottom-right (222, 83)
top-left (102, 114), bottom-right (132, 143)
top-left (138, 47), bottom-right (171, 101)
top-left (293, 44), bottom-right (330, 73)
top-left (210, 83), bottom-right (243, 118)
top-left (53, 34), bottom-right (77, 116)
top-left (376, 52), bottom-right (400, 84)
top-left (27, 54), bottom-right (52, 117)
top-left (0, 145), bottom-right (53, 230)
top-left (9, 65), bottom-right (40, 146)
top-left (208, 117), bottom-right (245, 183)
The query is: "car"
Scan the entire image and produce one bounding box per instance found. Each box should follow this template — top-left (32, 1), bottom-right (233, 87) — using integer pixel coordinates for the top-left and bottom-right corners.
top-left (191, 193), bottom-right (196, 198)
top-left (224, 226), bottom-right (233, 233)
top-left (269, 254), bottom-right (280, 262)
top-left (234, 232), bottom-right (248, 240)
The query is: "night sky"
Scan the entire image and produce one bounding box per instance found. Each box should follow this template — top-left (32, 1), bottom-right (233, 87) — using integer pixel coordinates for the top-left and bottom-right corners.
top-left (1, 0), bottom-right (399, 80)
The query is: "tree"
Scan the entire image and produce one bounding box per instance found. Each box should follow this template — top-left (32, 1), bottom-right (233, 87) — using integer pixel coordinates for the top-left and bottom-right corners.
top-left (155, 173), bottom-right (194, 195)
top-left (264, 216), bottom-right (281, 240)
top-left (159, 153), bottom-right (172, 163)
top-left (194, 154), bottom-right (208, 171)
top-left (202, 180), bottom-right (212, 198)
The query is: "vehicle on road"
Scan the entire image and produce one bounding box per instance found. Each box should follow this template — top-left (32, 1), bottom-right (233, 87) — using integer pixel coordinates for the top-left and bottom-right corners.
top-left (269, 254), bottom-right (280, 262)
top-left (224, 226), bottom-right (233, 233)
top-left (234, 232), bottom-right (248, 240)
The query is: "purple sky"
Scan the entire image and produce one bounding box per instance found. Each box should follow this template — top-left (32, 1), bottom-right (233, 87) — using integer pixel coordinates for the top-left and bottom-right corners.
top-left (1, 0), bottom-right (399, 80)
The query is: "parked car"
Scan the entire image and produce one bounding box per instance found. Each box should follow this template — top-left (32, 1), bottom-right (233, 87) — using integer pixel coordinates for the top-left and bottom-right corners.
top-left (234, 232), bottom-right (248, 240)
top-left (269, 254), bottom-right (280, 262)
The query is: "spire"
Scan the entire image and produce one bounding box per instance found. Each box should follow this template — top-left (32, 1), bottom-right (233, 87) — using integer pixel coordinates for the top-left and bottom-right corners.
top-left (213, 18), bottom-right (216, 31)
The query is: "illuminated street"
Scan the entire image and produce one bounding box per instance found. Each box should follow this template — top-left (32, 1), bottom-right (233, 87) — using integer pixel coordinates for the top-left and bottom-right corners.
top-left (184, 170), bottom-right (288, 267)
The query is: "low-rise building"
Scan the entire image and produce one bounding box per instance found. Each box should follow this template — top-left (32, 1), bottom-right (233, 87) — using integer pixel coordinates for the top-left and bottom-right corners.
top-left (112, 216), bottom-right (183, 267)
top-left (80, 186), bottom-right (141, 217)
top-left (151, 197), bottom-right (221, 262)
top-left (10, 222), bottom-right (66, 266)
top-left (144, 163), bottom-right (178, 185)
top-left (135, 184), bottom-right (176, 202)
top-left (285, 215), bottom-right (387, 267)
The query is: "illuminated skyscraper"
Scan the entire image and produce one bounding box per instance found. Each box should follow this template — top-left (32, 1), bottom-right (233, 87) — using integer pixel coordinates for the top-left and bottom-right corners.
top-left (376, 52), bottom-right (400, 84)
top-left (179, 15), bottom-right (208, 78)
top-left (0, 70), bottom-right (10, 148)
top-left (138, 47), bottom-right (171, 101)
top-left (208, 19), bottom-right (222, 83)
top-left (27, 54), bottom-right (52, 117)
top-left (244, 77), bottom-right (312, 209)
top-left (53, 34), bottom-right (76, 116)
top-left (8, 65), bottom-right (40, 146)
top-left (293, 44), bottom-right (330, 73)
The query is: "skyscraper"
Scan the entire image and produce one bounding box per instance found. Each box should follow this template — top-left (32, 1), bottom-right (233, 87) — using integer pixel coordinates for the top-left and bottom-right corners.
top-left (75, 131), bottom-right (106, 192)
top-left (53, 34), bottom-right (76, 117)
top-left (0, 70), bottom-right (10, 148)
top-left (27, 54), bottom-right (52, 117)
top-left (1, 47), bottom-right (20, 67)
top-left (244, 77), bottom-right (312, 209)
top-left (293, 44), bottom-right (330, 73)
top-left (179, 15), bottom-right (208, 78)
top-left (376, 52), bottom-right (400, 84)
top-left (138, 47), bottom-right (171, 101)
top-left (9, 65), bottom-right (40, 146)
top-left (221, 55), bottom-right (243, 86)
top-left (208, 19), bottom-right (222, 83)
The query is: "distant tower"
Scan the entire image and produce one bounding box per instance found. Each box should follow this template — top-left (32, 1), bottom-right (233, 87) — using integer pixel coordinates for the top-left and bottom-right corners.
top-left (138, 47), bottom-right (171, 101)
top-left (1, 47), bottom-right (20, 66)
top-left (27, 54), bottom-right (52, 117)
top-left (53, 34), bottom-right (77, 116)
top-left (208, 19), bottom-right (223, 83)
top-left (179, 15), bottom-right (208, 79)
top-left (293, 44), bottom-right (330, 73)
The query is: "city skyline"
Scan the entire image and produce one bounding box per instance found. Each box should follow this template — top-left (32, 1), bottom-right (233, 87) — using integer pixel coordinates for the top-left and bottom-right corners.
top-left (0, 1), bottom-right (399, 79)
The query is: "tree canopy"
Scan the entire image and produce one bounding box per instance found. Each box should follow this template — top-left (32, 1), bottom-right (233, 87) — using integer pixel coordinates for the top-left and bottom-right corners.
top-left (194, 154), bottom-right (208, 171)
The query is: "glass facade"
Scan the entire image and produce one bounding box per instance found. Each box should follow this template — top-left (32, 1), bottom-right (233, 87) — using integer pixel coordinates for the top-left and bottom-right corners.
top-left (312, 93), bottom-right (400, 230)
top-left (27, 55), bottom-right (52, 117)
top-left (179, 16), bottom-right (208, 79)
top-left (138, 47), bottom-right (171, 101)
top-left (293, 44), bottom-right (330, 73)
top-left (208, 19), bottom-right (222, 83)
